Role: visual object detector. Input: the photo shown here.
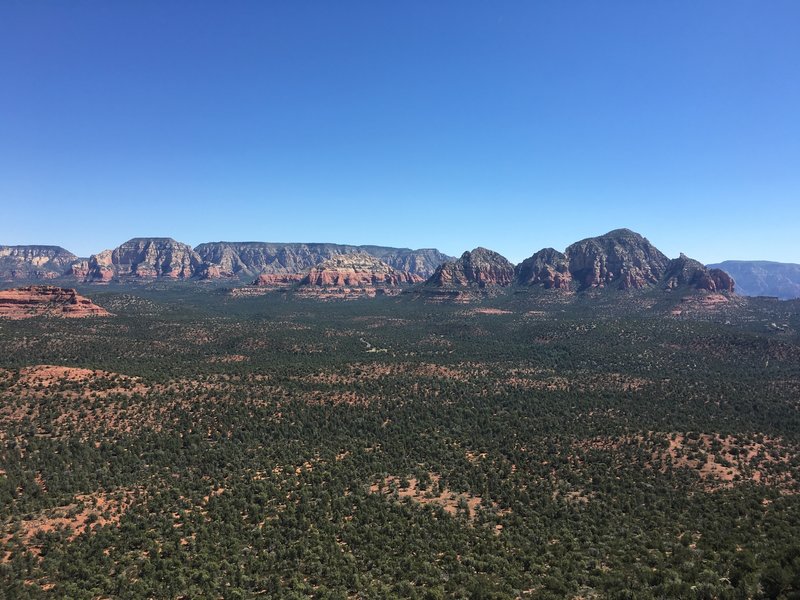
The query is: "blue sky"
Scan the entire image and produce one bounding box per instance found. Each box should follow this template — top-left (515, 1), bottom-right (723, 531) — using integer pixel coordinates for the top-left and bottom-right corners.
top-left (1, 1), bottom-right (798, 263)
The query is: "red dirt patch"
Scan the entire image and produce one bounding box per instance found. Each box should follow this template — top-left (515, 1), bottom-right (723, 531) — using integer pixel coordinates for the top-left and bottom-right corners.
top-left (370, 473), bottom-right (507, 523)
top-left (575, 432), bottom-right (796, 491)
top-left (1, 489), bottom-right (137, 560)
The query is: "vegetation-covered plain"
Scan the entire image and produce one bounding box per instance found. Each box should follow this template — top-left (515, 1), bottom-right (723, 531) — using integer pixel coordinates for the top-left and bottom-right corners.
top-left (1, 286), bottom-right (800, 599)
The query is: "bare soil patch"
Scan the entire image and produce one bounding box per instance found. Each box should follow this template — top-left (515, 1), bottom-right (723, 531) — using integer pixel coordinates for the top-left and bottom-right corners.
top-left (370, 473), bottom-right (507, 522)
top-left (1, 489), bottom-right (137, 560)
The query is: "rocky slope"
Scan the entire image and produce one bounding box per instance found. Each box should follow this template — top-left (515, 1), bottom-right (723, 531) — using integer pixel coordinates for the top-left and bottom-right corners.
top-left (86, 238), bottom-right (202, 281)
top-left (664, 254), bottom-right (734, 293)
top-left (514, 229), bottom-right (733, 294)
top-left (194, 242), bottom-right (451, 279)
top-left (301, 253), bottom-right (422, 287)
top-left (0, 246), bottom-right (79, 281)
top-left (707, 261), bottom-right (800, 299)
top-left (425, 248), bottom-right (515, 288)
top-left (0, 286), bottom-right (111, 319)
top-left (253, 273), bottom-right (305, 287)
top-left (564, 229), bottom-right (670, 290)
top-left (515, 248), bottom-right (572, 289)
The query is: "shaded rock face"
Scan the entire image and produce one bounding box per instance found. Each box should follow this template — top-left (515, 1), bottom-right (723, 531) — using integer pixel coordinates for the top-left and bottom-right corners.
top-left (708, 269), bottom-right (735, 293)
top-left (0, 246), bottom-right (79, 280)
top-left (301, 253), bottom-right (422, 287)
top-left (516, 229), bottom-right (734, 295)
top-left (86, 250), bottom-right (115, 282)
top-left (194, 242), bottom-right (452, 279)
top-left (565, 229), bottom-right (670, 290)
top-left (0, 286), bottom-right (111, 319)
top-left (426, 248), bottom-right (515, 288)
top-left (664, 254), bottom-right (736, 293)
top-left (86, 238), bottom-right (201, 281)
top-left (515, 248), bottom-right (572, 289)
top-left (68, 260), bottom-right (90, 280)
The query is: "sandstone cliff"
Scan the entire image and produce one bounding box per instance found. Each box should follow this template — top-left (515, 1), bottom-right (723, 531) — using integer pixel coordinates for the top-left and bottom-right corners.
top-left (664, 254), bottom-right (735, 293)
top-left (253, 273), bottom-right (305, 287)
top-left (0, 245), bottom-right (79, 281)
top-left (565, 229), bottom-right (670, 290)
top-left (515, 248), bottom-right (572, 289)
top-left (0, 286), bottom-right (111, 319)
top-left (425, 248), bottom-right (515, 288)
top-left (194, 242), bottom-right (452, 279)
top-left (301, 253), bottom-right (422, 287)
top-left (516, 229), bottom-right (735, 294)
top-left (86, 238), bottom-right (202, 281)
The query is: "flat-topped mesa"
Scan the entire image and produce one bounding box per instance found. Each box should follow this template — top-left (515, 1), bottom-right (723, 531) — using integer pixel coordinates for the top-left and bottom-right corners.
top-left (301, 253), bottom-right (422, 287)
top-left (707, 260), bottom-right (798, 299)
top-left (0, 245), bottom-right (79, 281)
top-left (86, 238), bottom-right (202, 281)
top-left (194, 242), bottom-right (452, 279)
top-left (664, 253), bottom-right (735, 293)
top-left (515, 248), bottom-right (572, 289)
top-left (0, 286), bottom-right (111, 319)
top-left (425, 247), bottom-right (515, 288)
top-left (565, 229), bottom-right (670, 290)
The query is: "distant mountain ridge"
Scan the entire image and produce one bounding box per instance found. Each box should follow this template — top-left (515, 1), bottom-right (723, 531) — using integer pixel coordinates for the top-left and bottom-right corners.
top-left (6, 231), bottom-right (786, 300)
top-left (421, 229), bottom-right (733, 295)
top-left (0, 245), bottom-right (79, 281)
top-left (193, 241), bottom-right (450, 279)
top-left (707, 261), bottom-right (800, 299)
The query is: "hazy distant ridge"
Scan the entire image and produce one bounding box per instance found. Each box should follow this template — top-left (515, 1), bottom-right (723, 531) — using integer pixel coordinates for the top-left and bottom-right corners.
top-left (707, 261), bottom-right (800, 299)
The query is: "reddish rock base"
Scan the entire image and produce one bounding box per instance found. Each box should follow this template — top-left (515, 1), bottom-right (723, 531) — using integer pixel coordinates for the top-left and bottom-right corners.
top-left (0, 286), bottom-right (111, 319)
top-left (253, 273), bottom-right (305, 287)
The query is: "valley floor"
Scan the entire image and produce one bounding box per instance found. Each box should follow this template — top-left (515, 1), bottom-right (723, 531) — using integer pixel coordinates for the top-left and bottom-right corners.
top-left (1, 289), bottom-right (800, 598)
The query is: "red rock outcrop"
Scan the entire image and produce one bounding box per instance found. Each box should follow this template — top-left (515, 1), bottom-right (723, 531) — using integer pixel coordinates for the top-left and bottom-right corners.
top-left (253, 273), bottom-right (305, 287)
top-left (85, 239), bottom-right (201, 281)
top-left (565, 229), bottom-right (670, 290)
top-left (0, 286), bottom-right (111, 319)
top-left (708, 268), bottom-right (735, 293)
top-left (515, 248), bottom-right (573, 289)
top-left (664, 254), bottom-right (736, 293)
top-left (425, 248), bottom-right (515, 288)
top-left (301, 254), bottom-right (422, 287)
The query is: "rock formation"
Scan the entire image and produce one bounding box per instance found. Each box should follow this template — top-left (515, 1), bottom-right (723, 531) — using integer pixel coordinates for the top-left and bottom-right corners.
top-left (0, 286), bottom-right (111, 319)
top-left (515, 248), bottom-right (573, 289)
top-left (515, 229), bottom-right (736, 295)
top-left (565, 229), bottom-right (670, 290)
top-left (0, 245), bottom-right (79, 281)
top-left (664, 254), bottom-right (735, 293)
top-left (253, 273), bottom-right (305, 287)
top-left (194, 242), bottom-right (452, 279)
top-left (301, 253), bottom-right (422, 287)
top-left (425, 248), bottom-right (515, 288)
top-left (86, 238), bottom-right (201, 281)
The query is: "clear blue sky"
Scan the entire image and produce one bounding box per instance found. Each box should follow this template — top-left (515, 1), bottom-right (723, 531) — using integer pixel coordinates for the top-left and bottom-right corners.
top-left (1, 1), bottom-right (798, 263)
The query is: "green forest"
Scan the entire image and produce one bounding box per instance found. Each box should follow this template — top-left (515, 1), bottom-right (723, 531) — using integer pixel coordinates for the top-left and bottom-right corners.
top-left (1, 286), bottom-right (800, 599)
